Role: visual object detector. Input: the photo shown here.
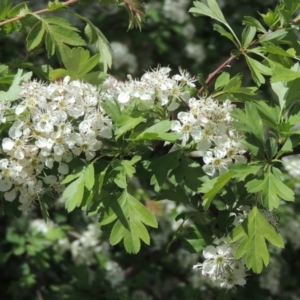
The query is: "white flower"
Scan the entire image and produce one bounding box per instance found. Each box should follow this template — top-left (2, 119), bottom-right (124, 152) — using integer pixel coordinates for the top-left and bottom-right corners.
top-left (171, 112), bottom-right (201, 145)
top-left (172, 67), bottom-right (197, 87)
top-left (203, 149), bottom-right (230, 176)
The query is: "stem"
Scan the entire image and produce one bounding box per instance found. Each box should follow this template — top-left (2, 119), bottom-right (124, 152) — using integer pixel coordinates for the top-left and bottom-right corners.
top-left (0, 0), bottom-right (78, 27)
top-left (198, 55), bottom-right (236, 94)
top-left (197, 29), bottom-right (278, 95)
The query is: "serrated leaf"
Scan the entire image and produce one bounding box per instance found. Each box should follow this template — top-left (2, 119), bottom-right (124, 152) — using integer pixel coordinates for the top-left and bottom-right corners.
top-left (77, 15), bottom-right (112, 72)
top-left (48, 1), bottom-right (66, 11)
top-left (148, 151), bottom-right (181, 191)
top-left (214, 72), bottom-right (230, 90)
top-left (7, 2), bottom-right (29, 18)
top-left (246, 168), bottom-right (294, 210)
top-left (189, 0), bottom-right (240, 46)
top-left (228, 164), bottom-right (262, 181)
top-left (49, 47), bottom-right (100, 80)
top-left (0, 0), bottom-right (12, 20)
top-left (38, 16), bottom-right (86, 58)
top-left (101, 100), bottom-right (121, 122)
top-left (223, 73), bottom-right (242, 92)
top-left (170, 157), bottom-right (207, 192)
top-left (26, 21), bottom-right (45, 50)
top-left (229, 207), bottom-right (284, 273)
top-left (271, 65), bottom-right (300, 83)
top-left (110, 191), bottom-right (157, 253)
top-left (243, 16), bottom-right (266, 33)
top-left (201, 171), bottom-right (234, 210)
top-left (189, 0), bottom-right (227, 23)
top-left (245, 55), bottom-right (272, 86)
top-left (255, 101), bottom-right (280, 129)
top-left (115, 115), bottom-right (145, 139)
top-left (63, 172), bottom-right (85, 212)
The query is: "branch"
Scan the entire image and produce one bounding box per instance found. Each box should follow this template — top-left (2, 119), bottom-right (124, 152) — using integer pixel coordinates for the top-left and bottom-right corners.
top-left (198, 55), bottom-right (236, 95)
top-left (0, 0), bottom-right (78, 27)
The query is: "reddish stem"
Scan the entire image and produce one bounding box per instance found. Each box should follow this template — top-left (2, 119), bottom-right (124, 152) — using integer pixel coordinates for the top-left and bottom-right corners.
top-left (198, 55), bottom-right (236, 94)
top-left (0, 0), bottom-right (78, 27)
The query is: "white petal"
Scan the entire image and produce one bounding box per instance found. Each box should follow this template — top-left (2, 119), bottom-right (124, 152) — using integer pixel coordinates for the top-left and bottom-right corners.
top-left (15, 104), bottom-right (27, 115)
top-left (118, 92), bottom-right (130, 103)
top-left (4, 188), bottom-right (17, 201)
top-left (2, 138), bottom-right (14, 151)
top-left (58, 162), bottom-right (69, 175)
top-left (203, 245), bottom-right (217, 259)
top-left (44, 175), bottom-right (57, 184)
top-left (0, 178), bottom-right (12, 192)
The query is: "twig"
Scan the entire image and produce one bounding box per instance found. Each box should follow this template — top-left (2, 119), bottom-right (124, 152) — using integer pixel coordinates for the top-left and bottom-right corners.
top-left (0, 0), bottom-right (78, 27)
top-left (198, 55), bottom-right (235, 94)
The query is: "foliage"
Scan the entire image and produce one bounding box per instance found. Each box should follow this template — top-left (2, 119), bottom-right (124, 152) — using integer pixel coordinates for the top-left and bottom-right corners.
top-left (1, 0), bottom-right (300, 298)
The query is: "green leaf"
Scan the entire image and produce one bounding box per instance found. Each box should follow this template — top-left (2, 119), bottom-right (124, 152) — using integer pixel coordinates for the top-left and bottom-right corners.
top-left (101, 100), bottom-right (122, 122)
top-left (261, 42), bottom-right (297, 58)
top-left (77, 15), bottom-right (112, 72)
top-left (84, 163), bottom-right (95, 190)
top-left (246, 168), bottom-right (294, 210)
top-left (214, 72), bottom-right (230, 90)
top-left (82, 71), bottom-right (107, 85)
top-left (110, 191), bottom-right (158, 253)
top-left (35, 16), bottom-right (86, 58)
top-left (271, 63), bottom-right (300, 110)
top-left (181, 225), bottom-right (213, 253)
top-left (62, 163), bottom-right (95, 212)
top-left (0, 0), bottom-right (12, 20)
top-left (259, 29), bottom-right (288, 43)
top-left (189, 0), bottom-right (240, 46)
top-left (231, 102), bottom-right (265, 142)
top-left (26, 21), bottom-right (45, 50)
top-left (7, 2), bottom-right (29, 18)
top-left (115, 115), bottom-right (145, 139)
top-left (223, 74), bottom-right (242, 92)
top-left (271, 64), bottom-right (300, 83)
top-left (242, 26), bottom-right (256, 47)
top-left (170, 157), bottom-right (207, 192)
top-left (255, 101), bottom-right (280, 129)
top-left (228, 164), bottom-right (262, 181)
top-left (229, 207), bottom-right (284, 273)
top-left (49, 47), bottom-right (100, 80)
top-left (243, 16), bottom-right (266, 33)
top-left (134, 120), bottom-right (181, 142)
top-left (63, 172), bottom-right (85, 212)
top-left (213, 24), bottom-right (239, 47)
top-left (0, 69), bottom-right (32, 101)
top-left (148, 151), bottom-right (181, 191)
top-left (48, 0), bottom-right (67, 11)
top-left (283, 0), bottom-right (300, 13)
top-left (189, 0), bottom-right (227, 24)
top-left (200, 171), bottom-right (234, 211)
top-left (245, 55), bottom-right (272, 86)
top-left (265, 137), bottom-right (278, 159)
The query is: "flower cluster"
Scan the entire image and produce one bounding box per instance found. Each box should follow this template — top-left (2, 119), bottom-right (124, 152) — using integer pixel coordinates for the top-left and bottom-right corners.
top-left (0, 77), bottom-right (112, 209)
top-left (0, 67), bottom-right (195, 210)
top-left (100, 66), bottom-right (192, 110)
top-left (172, 96), bottom-right (246, 176)
top-left (192, 237), bottom-right (247, 289)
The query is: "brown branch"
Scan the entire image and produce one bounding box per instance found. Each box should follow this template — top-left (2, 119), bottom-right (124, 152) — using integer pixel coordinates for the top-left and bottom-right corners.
top-left (0, 0), bottom-right (78, 27)
top-left (198, 55), bottom-right (236, 95)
